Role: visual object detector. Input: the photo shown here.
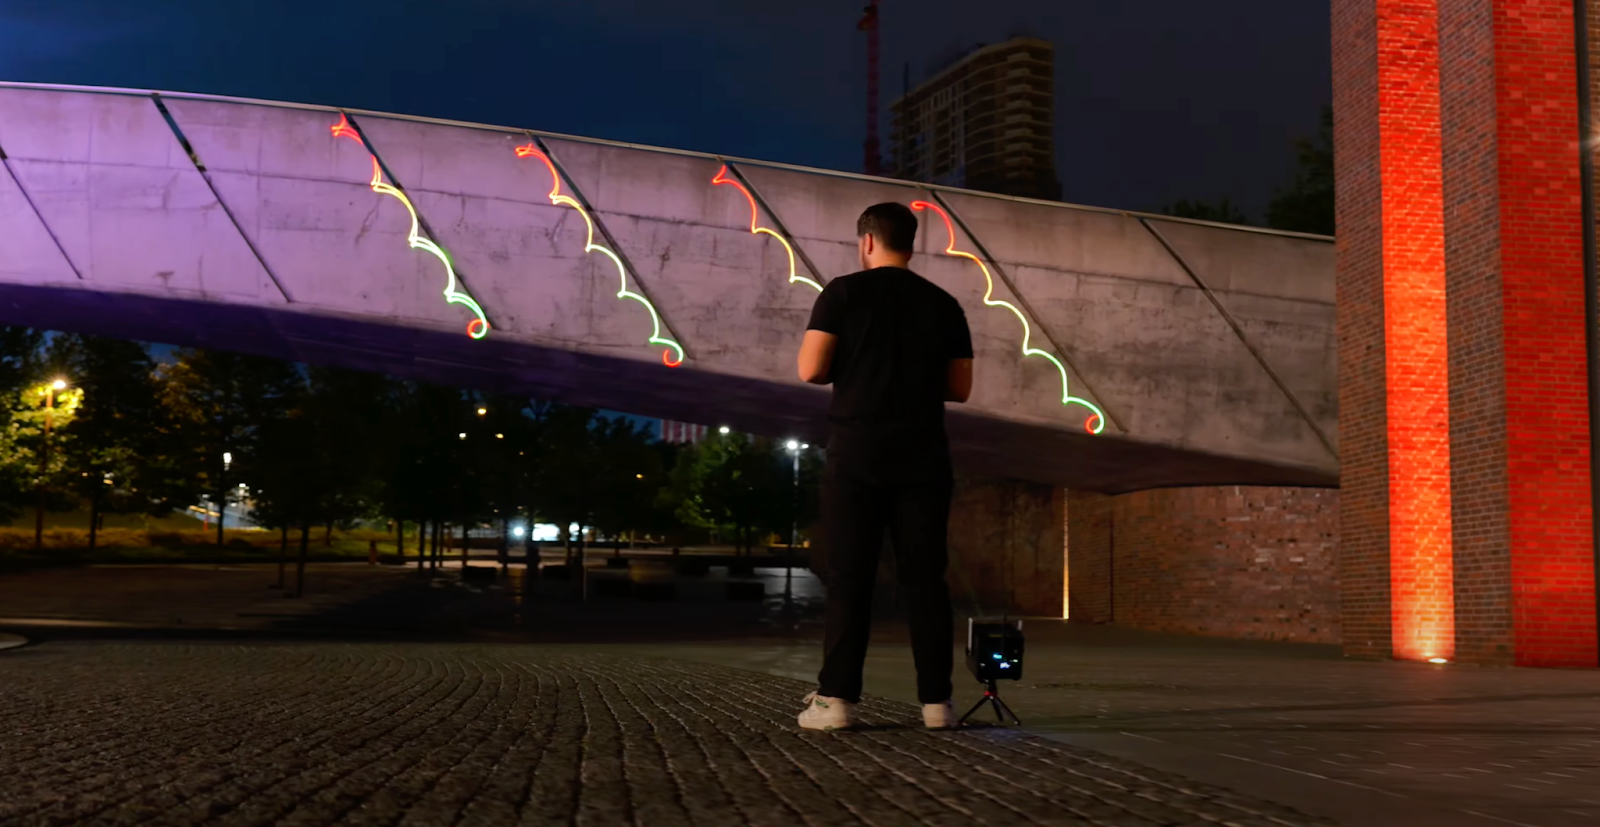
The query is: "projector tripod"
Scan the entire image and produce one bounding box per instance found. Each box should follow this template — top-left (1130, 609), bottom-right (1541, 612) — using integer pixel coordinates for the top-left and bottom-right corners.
top-left (958, 679), bottom-right (1022, 727)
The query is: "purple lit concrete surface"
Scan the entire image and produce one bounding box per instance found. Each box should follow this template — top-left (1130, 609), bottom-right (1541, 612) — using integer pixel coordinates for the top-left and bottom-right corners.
top-left (0, 83), bottom-right (1336, 492)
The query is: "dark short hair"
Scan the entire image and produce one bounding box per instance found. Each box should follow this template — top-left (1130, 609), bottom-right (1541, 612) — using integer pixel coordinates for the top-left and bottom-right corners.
top-left (856, 202), bottom-right (918, 253)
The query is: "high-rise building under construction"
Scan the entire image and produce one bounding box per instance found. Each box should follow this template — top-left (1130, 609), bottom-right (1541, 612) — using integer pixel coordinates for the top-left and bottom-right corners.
top-left (889, 37), bottom-right (1061, 201)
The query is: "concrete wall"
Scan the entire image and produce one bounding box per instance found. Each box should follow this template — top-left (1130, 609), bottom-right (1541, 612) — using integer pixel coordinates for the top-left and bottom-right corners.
top-left (1067, 486), bottom-right (1341, 643)
top-left (0, 84), bottom-right (1338, 492)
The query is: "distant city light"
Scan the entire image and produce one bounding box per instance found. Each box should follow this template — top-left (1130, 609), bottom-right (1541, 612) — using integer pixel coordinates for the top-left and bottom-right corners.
top-left (495, 433), bottom-right (504, 439)
top-left (458, 432), bottom-right (467, 440)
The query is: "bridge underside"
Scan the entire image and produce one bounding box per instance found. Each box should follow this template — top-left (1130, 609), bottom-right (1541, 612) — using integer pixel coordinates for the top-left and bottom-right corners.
top-left (0, 285), bottom-right (1333, 493)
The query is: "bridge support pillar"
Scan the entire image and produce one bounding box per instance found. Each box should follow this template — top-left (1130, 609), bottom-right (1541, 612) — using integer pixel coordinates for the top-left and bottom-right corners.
top-left (1334, 0), bottom-right (1599, 666)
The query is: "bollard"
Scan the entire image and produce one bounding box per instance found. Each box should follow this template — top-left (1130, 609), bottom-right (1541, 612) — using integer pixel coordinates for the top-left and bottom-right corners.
top-left (368, 540), bottom-right (378, 566)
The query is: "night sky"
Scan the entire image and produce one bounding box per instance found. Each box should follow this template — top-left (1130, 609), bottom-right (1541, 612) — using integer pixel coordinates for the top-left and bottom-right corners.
top-left (0, 0), bottom-right (1332, 221)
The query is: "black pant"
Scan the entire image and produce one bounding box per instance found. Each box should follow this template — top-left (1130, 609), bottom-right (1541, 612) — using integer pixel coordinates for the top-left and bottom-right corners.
top-left (816, 454), bottom-right (954, 705)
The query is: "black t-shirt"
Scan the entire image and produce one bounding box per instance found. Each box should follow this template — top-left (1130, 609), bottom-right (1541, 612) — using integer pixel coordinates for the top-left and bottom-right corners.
top-left (807, 267), bottom-right (973, 466)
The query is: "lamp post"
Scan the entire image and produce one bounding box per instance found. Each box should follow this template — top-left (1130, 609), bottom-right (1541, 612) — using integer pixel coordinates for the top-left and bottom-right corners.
top-left (34, 379), bottom-right (67, 551)
top-left (783, 439), bottom-right (807, 608)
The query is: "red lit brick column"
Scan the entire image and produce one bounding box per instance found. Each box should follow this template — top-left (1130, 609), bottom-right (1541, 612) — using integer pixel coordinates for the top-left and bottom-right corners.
top-left (1439, 0), bottom-right (1597, 667)
top-left (1333, 0), bottom-right (1457, 661)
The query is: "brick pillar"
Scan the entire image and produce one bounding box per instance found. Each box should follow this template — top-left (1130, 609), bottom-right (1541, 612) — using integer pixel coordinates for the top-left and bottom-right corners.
top-left (1438, 0), bottom-right (1597, 668)
top-left (1336, 0), bottom-right (1600, 667)
top-left (1333, 0), bottom-right (1457, 661)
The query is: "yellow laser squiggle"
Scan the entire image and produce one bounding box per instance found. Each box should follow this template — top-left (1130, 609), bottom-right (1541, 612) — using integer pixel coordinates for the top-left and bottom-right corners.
top-left (516, 143), bottom-right (684, 367)
top-left (331, 115), bottom-right (489, 339)
top-left (912, 200), bottom-right (1106, 435)
top-left (711, 165), bottom-right (822, 293)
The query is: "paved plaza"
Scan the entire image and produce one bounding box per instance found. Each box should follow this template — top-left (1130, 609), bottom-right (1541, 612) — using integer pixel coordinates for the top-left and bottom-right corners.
top-left (0, 641), bottom-right (1337, 827)
top-left (1, 564), bottom-right (1597, 826)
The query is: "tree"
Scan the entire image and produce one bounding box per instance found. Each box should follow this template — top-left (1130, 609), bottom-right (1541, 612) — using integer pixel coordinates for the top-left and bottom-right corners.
top-left (1266, 104), bottom-right (1335, 236)
top-left (0, 327), bottom-right (45, 523)
top-left (588, 417), bottom-right (666, 549)
top-left (0, 380), bottom-right (83, 531)
top-left (48, 335), bottom-right (168, 547)
top-left (665, 431), bottom-right (790, 554)
top-left (160, 349), bottom-right (303, 543)
top-left (1160, 198), bottom-right (1250, 226)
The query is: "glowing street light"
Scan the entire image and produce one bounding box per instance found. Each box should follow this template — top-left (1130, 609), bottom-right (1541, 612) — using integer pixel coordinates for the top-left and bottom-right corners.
top-left (458, 432), bottom-right (467, 440)
top-left (35, 378), bottom-right (71, 551)
top-left (477, 407), bottom-right (487, 416)
top-left (719, 426), bottom-right (731, 435)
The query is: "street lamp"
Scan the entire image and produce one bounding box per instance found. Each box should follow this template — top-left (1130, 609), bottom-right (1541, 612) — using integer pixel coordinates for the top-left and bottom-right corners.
top-left (783, 439), bottom-right (807, 607)
top-left (719, 425), bottom-right (731, 435)
top-left (477, 407), bottom-right (487, 416)
top-left (35, 379), bottom-right (69, 550)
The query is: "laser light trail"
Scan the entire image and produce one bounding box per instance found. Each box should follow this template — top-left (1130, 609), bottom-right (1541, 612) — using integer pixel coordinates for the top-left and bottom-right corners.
top-left (912, 200), bottom-right (1106, 434)
top-left (330, 114), bottom-right (489, 340)
top-left (516, 143), bottom-right (684, 368)
top-left (711, 165), bottom-right (822, 293)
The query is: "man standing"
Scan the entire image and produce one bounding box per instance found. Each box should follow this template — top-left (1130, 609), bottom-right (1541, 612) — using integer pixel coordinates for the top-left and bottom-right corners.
top-left (794, 202), bottom-right (974, 731)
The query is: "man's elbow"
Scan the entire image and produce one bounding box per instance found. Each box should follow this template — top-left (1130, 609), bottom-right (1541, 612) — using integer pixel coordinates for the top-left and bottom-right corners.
top-left (797, 364), bottom-right (830, 385)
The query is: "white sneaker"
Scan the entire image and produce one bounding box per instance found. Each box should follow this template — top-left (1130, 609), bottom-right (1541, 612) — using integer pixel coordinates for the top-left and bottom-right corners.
top-left (797, 691), bottom-right (855, 731)
top-left (923, 699), bottom-right (956, 730)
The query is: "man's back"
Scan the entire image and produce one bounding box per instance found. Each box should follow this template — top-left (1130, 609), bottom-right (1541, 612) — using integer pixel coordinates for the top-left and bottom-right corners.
top-left (806, 266), bottom-right (972, 473)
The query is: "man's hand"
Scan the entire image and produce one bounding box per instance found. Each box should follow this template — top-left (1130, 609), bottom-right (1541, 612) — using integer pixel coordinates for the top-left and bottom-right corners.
top-left (798, 330), bottom-right (838, 384)
top-left (946, 358), bottom-right (973, 403)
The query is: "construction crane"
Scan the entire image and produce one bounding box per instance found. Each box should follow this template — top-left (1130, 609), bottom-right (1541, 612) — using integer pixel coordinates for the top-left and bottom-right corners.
top-left (858, 0), bottom-right (882, 176)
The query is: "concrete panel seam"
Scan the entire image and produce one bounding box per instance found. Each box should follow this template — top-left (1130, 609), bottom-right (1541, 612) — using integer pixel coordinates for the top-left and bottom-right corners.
top-left (532, 134), bottom-right (689, 362)
top-left (341, 110), bottom-right (497, 331)
top-left (0, 139), bottom-right (83, 281)
top-left (151, 94), bottom-right (293, 305)
top-left (1137, 216), bottom-right (1340, 462)
top-left (720, 160), bottom-right (828, 289)
top-left (932, 190), bottom-right (1127, 434)
top-left (0, 82), bottom-right (1337, 244)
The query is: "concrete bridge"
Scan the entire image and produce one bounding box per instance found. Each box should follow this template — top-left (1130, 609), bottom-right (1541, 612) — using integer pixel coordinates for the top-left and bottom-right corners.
top-left (0, 83), bottom-right (1337, 492)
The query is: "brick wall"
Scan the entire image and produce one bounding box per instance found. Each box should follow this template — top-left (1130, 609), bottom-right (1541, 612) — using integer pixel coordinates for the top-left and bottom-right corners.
top-left (946, 478), bottom-right (1064, 618)
top-left (1064, 486), bottom-right (1341, 644)
top-left (1487, 0), bottom-right (1595, 667)
top-left (1336, 0), bottom-right (1598, 667)
top-left (1376, 0), bottom-right (1456, 663)
top-left (1332, 0), bottom-right (1397, 659)
top-left (1439, 0), bottom-right (1516, 665)
top-left (1437, 0), bottom-right (1597, 668)
top-left (1066, 490), bottom-right (1113, 623)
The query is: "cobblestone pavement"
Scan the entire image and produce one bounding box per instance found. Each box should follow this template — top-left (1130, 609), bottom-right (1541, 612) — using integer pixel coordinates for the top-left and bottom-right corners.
top-left (0, 641), bottom-right (1338, 827)
top-left (651, 625), bottom-right (1600, 827)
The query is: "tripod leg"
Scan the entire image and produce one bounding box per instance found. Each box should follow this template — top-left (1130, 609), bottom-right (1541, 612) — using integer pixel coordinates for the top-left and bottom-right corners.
top-left (957, 694), bottom-right (989, 725)
top-left (993, 695), bottom-right (1021, 726)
